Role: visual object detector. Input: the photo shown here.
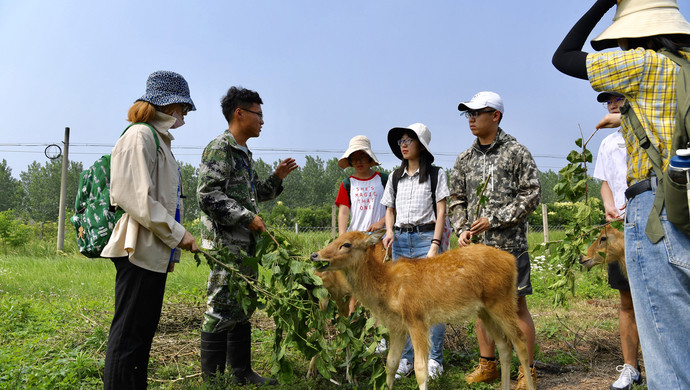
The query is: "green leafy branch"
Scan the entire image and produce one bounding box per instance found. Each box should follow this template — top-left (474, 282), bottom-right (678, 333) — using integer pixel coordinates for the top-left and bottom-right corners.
top-left (470, 173), bottom-right (491, 244)
top-left (534, 126), bottom-right (603, 306)
top-left (194, 230), bottom-right (387, 387)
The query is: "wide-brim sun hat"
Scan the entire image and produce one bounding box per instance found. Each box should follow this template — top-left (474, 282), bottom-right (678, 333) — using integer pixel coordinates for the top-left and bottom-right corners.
top-left (597, 91), bottom-right (625, 102)
top-left (457, 91), bottom-right (504, 114)
top-left (338, 135), bottom-right (381, 169)
top-left (387, 123), bottom-right (434, 163)
top-left (137, 70), bottom-right (196, 111)
top-left (591, 0), bottom-right (690, 51)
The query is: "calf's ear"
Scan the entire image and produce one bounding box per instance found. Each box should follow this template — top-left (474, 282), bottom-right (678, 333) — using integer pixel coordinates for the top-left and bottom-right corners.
top-left (365, 229), bottom-right (386, 246)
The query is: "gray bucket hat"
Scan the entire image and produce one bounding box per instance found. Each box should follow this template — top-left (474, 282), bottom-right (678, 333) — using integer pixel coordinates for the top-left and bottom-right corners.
top-left (137, 71), bottom-right (196, 111)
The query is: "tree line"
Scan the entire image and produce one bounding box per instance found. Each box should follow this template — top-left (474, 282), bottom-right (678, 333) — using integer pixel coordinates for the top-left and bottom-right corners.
top-left (0, 157), bottom-right (600, 225)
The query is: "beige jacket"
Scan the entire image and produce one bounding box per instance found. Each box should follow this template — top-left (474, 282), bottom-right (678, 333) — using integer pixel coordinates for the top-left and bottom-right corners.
top-left (101, 112), bottom-right (186, 273)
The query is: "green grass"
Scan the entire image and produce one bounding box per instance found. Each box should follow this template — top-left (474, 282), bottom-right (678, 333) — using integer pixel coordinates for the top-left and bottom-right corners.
top-left (0, 230), bottom-right (623, 389)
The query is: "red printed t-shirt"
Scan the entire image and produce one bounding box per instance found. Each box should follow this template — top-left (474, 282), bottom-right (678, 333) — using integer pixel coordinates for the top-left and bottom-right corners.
top-left (334, 172), bottom-right (387, 232)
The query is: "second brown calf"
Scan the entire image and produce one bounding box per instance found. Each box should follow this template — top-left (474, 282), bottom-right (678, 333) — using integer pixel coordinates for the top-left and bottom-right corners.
top-left (580, 225), bottom-right (626, 279)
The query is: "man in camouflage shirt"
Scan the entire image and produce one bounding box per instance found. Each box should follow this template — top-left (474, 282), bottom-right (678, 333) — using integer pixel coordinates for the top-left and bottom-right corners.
top-left (449, 91), bottom-right (540, 390)
top-left (197, 86), bottom-right (297, 385)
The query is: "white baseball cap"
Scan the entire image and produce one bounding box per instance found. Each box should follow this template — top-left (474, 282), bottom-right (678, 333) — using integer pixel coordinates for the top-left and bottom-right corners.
top-left (457, 91), bottom-right (504, 114)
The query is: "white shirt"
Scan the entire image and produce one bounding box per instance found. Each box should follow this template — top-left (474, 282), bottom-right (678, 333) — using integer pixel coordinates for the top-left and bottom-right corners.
top-left (346, 174), bottom-right (387, 232)
top-left (381, 166), bottom-right (450, 227)
top-left (593, 130), bottom-right (628, 210)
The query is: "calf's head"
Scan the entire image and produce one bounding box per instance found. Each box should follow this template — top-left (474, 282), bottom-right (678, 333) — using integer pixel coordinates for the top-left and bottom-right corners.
top-left (580, 225), bottom-right (624, 270)
top-left (310, 230), bottom-right (385, 272)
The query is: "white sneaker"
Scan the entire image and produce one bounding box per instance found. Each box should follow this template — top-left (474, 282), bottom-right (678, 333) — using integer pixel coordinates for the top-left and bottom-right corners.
top-left (375, 338), bottom-right (388, 354)
top-left (610, 363), bottom-right (641, 390)
top-left (428, 359), bottom-right (444, 379)
top-left (395, 358), bottom-right (413, 380)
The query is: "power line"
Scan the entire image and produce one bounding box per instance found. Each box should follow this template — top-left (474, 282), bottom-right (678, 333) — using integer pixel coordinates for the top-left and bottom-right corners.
top-left (0, 142), bottom-right (570, 160)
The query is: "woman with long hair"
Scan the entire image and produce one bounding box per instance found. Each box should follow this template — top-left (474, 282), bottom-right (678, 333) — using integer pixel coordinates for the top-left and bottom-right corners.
top-left (381, 123), bottom-right (449, 381)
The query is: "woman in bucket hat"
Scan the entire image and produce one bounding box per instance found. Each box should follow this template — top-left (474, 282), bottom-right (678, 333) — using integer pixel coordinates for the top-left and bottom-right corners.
top-left (552, 1), bottom-right (690, 388)
top-left (101, 70), bottom-right (198, 390)
top-left (335, 135), bottom-right (388, 235)
top-left (380, 123), bottom-right (450, 381)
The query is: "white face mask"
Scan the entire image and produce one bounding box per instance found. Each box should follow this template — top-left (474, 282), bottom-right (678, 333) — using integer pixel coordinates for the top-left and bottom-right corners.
top-left (171, 111), bottom-right (185, 129)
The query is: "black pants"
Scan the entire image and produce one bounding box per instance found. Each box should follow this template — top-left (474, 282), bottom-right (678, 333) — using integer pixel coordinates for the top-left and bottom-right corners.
top-left (103, 257), bottom-right (167, 390)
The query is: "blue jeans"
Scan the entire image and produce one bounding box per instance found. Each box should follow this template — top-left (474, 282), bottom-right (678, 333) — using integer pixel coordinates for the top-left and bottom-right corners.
top-left (392, 230), bottom-right (446, 364)
top-left (625, 186), bottom-right (690, 389)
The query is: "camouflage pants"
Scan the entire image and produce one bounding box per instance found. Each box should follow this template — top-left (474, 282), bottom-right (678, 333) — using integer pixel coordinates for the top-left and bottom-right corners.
top-left (202, 244), bottom-right (258, 333)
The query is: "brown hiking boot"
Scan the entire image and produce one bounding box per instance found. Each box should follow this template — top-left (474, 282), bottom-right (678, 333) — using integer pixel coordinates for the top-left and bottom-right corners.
top-left (465, 357), bottom-right (499, 384)
top-left (516, 365), bottom-right (537, 390)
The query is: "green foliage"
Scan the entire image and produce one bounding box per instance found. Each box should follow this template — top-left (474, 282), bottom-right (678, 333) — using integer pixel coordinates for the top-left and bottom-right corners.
top-left (528, 200), bottom-right (605, 227)
top-left (0, 210), bottom-right (32, 255)
top-left (266, 201), bottom-right (294, 227)
top-left (179, 162), bottom-right (200, 223)
top-left (294, 205), bottom-right (331, 227)
top-left (260, 157), bottom-right (348, 214)
top-left (194, 231), bottom-right (387, 388)
top-left (533, 134), bottom-right (604, 306)
top-left (0, 159), bottom-right (23, 212)
top-left (19, 159), bottom-right (83, 222)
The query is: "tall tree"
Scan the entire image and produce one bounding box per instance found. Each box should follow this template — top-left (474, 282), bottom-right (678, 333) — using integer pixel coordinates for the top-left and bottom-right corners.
top-left (179, 162), bottom-right (200, 223)
top-left (20, 159), bottom-right (83, 221)
top-left (299, 156), bottom-right (328, 208)
top-left (539, 170), bottom-right (560, 204)
top-left (0, 160), bottom-right (22, 212)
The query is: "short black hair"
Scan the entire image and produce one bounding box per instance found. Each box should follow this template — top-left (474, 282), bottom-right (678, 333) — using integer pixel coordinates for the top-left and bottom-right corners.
top-left (221, 86), bottom-right (263, 122)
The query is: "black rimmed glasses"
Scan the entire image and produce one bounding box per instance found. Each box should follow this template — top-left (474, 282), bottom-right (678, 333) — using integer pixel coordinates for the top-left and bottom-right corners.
top-left (240, 107), bottom-right (264, 119)
top-left (397, 138), bottom-right (414, 146)
top-left (464, 109), bottom-right (496, 119)
top-left (602, 97), bottom-right (625, 109)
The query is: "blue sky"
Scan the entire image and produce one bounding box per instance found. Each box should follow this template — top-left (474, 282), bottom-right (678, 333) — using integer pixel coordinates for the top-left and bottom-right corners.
top-left (0, 1), bottom-right (630, 179)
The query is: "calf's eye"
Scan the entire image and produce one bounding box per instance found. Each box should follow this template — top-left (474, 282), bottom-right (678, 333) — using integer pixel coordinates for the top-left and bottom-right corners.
top-left (340, 243), bottom-right (352, 249)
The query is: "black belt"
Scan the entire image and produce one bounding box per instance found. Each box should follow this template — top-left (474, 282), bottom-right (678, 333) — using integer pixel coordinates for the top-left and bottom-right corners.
top-left (625, 179), bottom-right (652, 200)
top-left (396, 223), bottom-right (435, 233)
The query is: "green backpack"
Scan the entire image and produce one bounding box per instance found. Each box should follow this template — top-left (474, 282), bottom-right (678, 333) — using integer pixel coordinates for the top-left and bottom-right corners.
top-left (623, 49), bottom-right (690, 242)
top-left (71, 123), bottom-right (159, 258)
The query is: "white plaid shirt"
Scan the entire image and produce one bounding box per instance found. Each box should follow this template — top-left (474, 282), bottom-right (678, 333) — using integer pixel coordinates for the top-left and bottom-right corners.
top-left (381, 167), bottom-right (449, 228)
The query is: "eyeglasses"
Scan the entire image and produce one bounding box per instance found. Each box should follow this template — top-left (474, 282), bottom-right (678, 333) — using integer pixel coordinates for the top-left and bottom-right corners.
top-left (602, 97), bottom-right (625, 108)
top-left (240, 107), bottom-right (264, 119)
top-left (464, 109), bottom-right (496, 119)
top-left (397, 138), bottom-right (415, 146)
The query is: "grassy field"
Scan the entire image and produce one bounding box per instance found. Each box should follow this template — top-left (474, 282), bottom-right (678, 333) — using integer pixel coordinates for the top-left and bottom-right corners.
top-left (0, 230), bottom-right (645, 389)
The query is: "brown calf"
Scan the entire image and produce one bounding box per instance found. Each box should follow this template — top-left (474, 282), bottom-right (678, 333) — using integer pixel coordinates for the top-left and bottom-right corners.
top-left (311, 230), bottom-right (534, 390)
top-left (580, 225), bottom-right (626, 279)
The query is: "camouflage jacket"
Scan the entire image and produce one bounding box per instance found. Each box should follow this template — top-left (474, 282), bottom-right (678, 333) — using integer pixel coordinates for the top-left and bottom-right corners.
top-left (448, 128), bottom-right (541, 253)
top-left (198, 131), bottom-right (283, 252)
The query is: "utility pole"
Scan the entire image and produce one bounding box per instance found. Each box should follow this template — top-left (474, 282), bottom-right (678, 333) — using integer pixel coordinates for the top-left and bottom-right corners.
top-left (57, 127), bottom-right (70, 251)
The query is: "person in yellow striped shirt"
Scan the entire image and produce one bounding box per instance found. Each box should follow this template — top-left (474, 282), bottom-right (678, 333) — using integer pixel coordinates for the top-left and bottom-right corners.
top-left (552, 1), bottom-right (690, 389)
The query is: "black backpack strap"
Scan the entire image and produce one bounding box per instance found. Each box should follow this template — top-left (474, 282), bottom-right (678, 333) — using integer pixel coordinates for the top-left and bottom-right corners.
top-left (621, 102), bottom-right (664, 178)
top-left (380, 171), bottom-right (389, 188)
top-left (342, 177), bottom-right (351, 204)
top-left (430, 166), bottom-right (440, 218)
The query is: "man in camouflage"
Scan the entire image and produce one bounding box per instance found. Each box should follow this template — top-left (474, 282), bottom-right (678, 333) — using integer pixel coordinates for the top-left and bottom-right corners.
top-left (197, 86), bottom-right (297, 385)
top-left (448, 91), bottom-right (541, 390)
